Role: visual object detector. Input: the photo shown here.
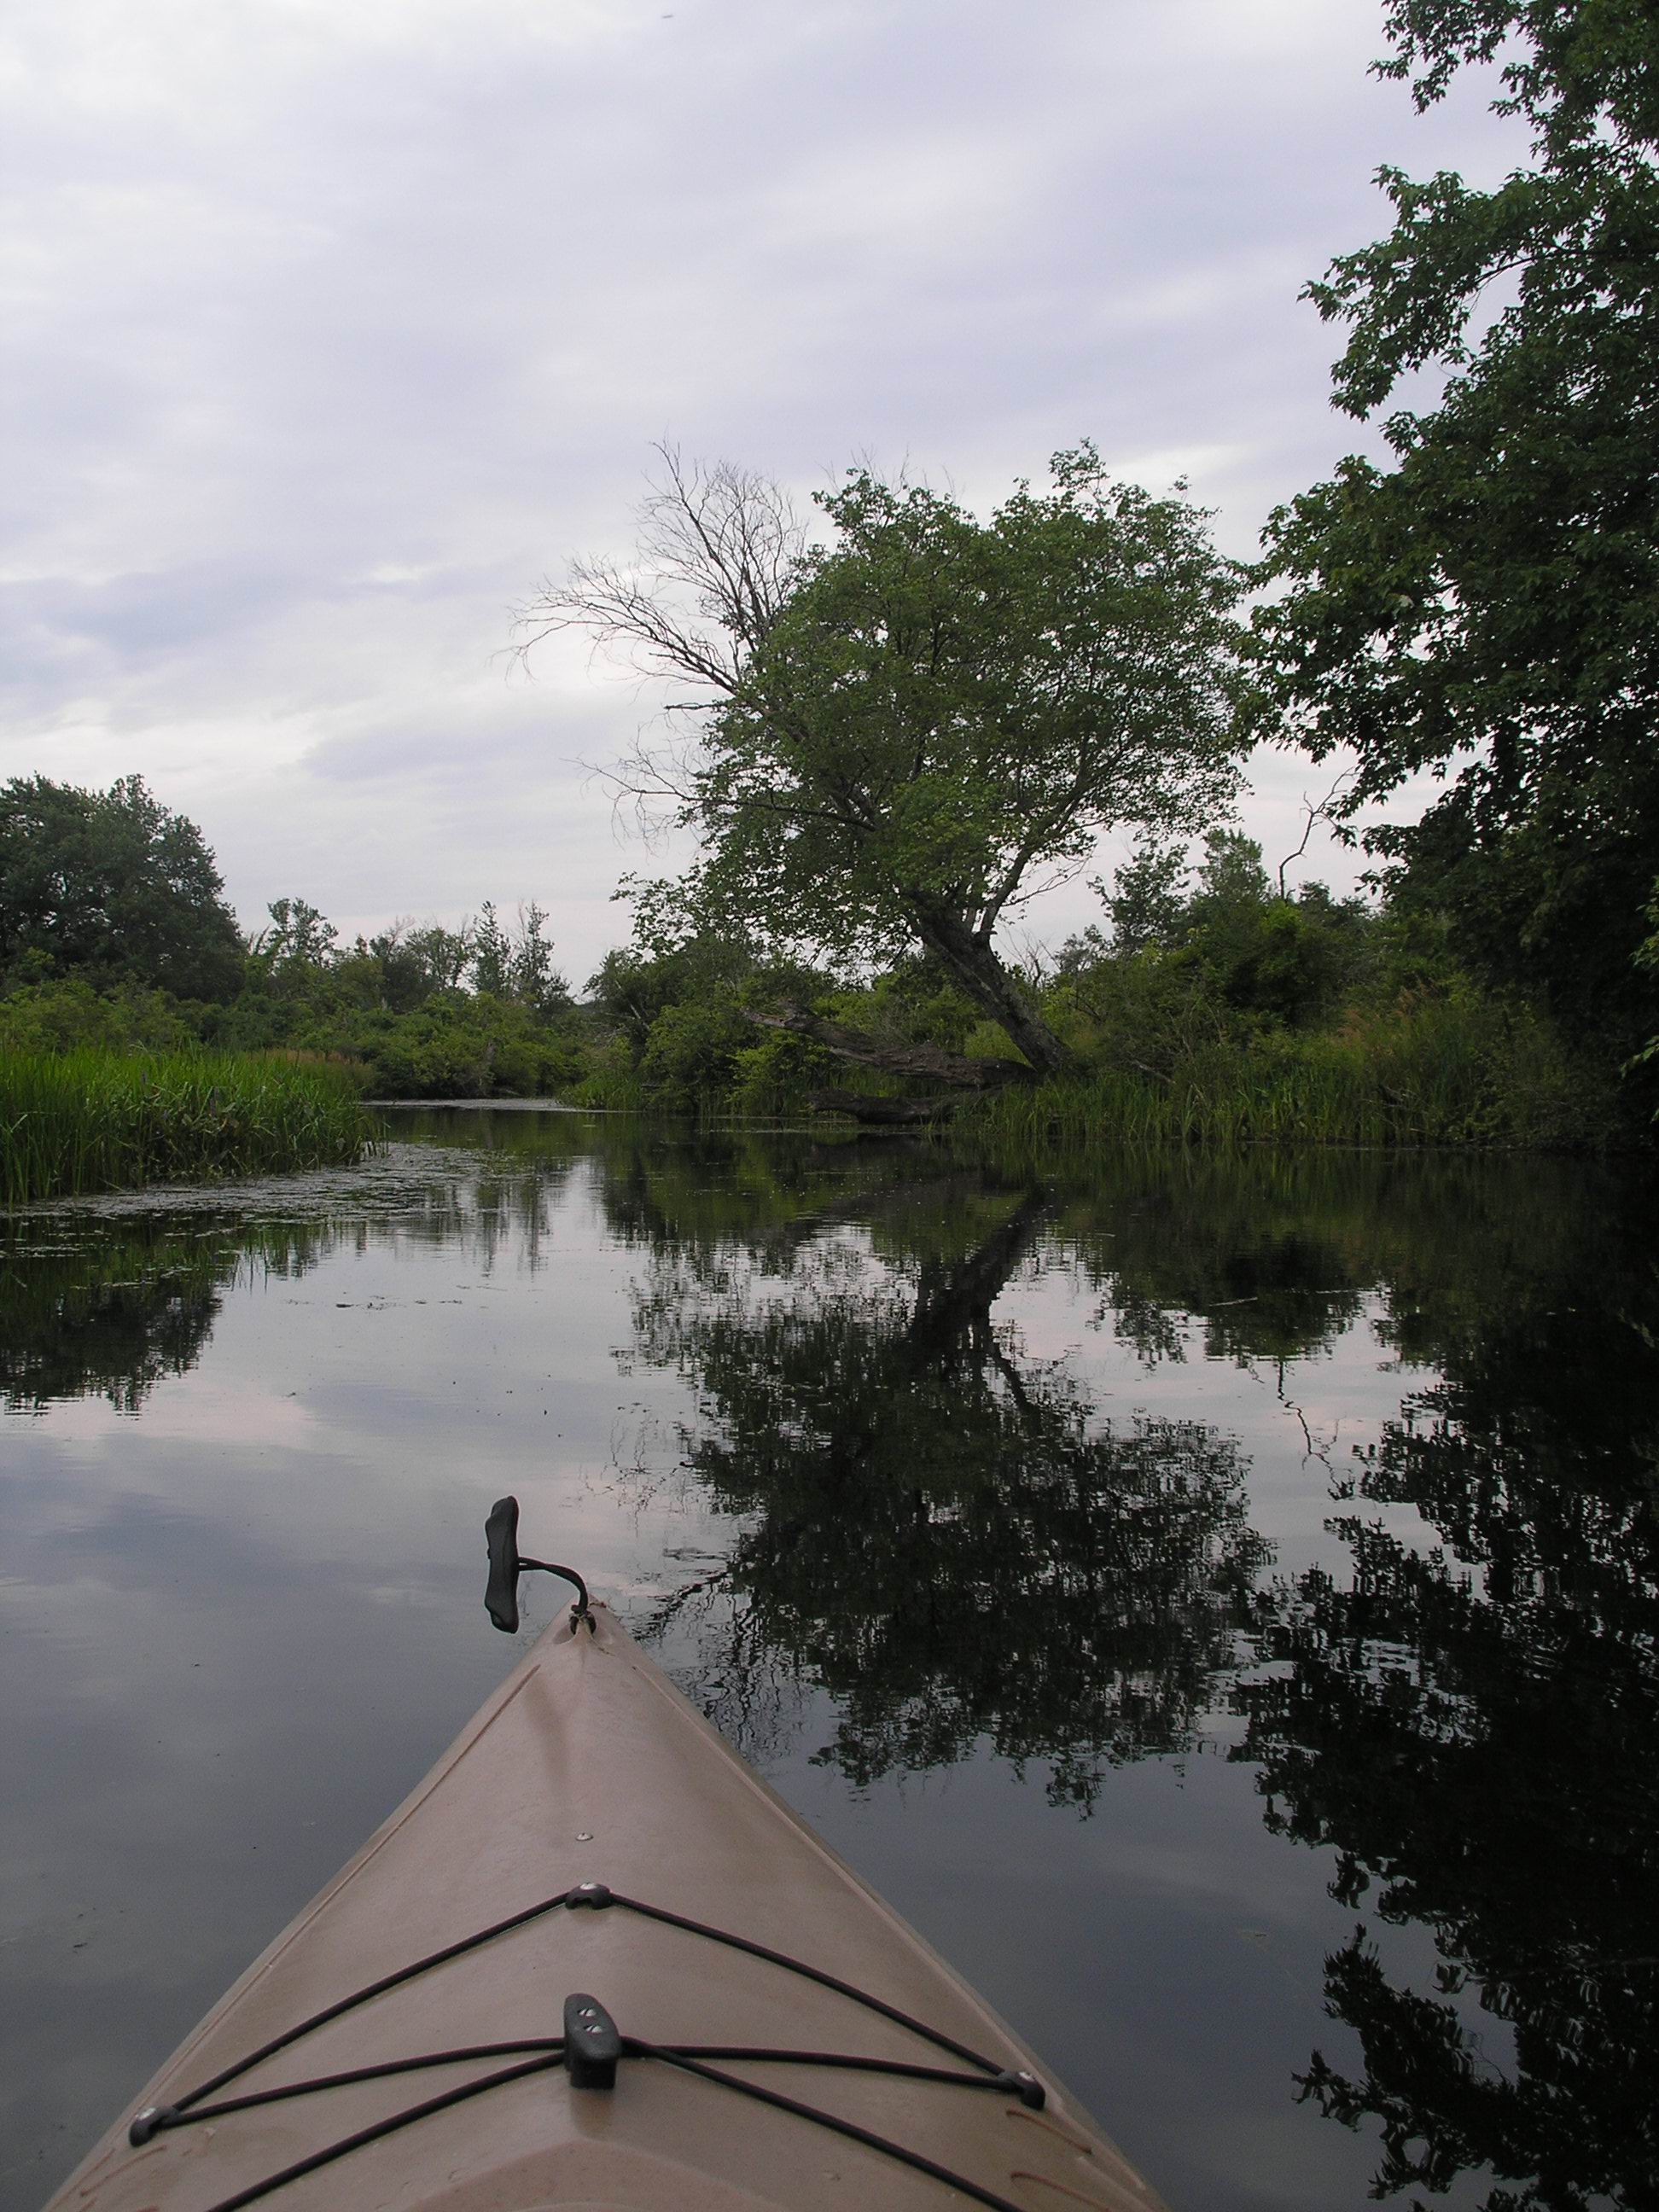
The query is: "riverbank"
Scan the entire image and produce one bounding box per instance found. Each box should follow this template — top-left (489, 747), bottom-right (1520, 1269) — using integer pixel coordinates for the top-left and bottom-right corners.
top-left (3, 958), bottom-right (1642, 1153)
top-left (571, 989), bottom-right (1627, 1152)
top-left (0, 1048), bottom-right (378, 1203)
top-left (956, 997), bottom-right (1609, 1153)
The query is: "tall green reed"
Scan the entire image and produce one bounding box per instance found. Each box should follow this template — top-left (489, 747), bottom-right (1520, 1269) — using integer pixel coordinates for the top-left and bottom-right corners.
top-left (958, 997), bottom-right (1601, 1156)
top-left (2, 1049), bottom-right (379, 1205)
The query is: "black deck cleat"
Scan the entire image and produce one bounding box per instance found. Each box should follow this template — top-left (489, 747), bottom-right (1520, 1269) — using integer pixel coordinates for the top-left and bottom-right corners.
top-left (563, 1994), bottom-right (621, 2089)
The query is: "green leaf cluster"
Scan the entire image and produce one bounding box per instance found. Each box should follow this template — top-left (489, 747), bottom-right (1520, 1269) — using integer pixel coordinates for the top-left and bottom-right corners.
top-left (0, 774), bottom-right (244, 1001)
top-left (1254, 0), bottom-right (1659, 1067)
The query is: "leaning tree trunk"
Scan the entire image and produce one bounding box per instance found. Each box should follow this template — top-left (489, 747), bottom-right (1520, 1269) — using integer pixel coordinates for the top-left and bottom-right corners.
top-left (745, 908), bottom-right (1073, 1125)
top-left (908, 903), bottom-right (1075, 1079)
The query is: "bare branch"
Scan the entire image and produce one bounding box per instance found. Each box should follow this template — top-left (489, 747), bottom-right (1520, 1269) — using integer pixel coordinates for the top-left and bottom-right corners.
top-left (1277, 764), bottom-right (1357, 897)
top-left (513, 444), bottom-right (808, 704)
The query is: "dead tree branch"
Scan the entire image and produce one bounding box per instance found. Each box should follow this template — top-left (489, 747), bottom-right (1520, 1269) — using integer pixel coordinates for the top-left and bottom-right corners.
top-left (1277, 765), bottom-right (1357, 898)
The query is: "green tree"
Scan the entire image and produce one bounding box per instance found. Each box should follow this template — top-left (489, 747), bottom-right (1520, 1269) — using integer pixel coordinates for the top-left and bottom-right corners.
top-left (0, 774), bottom-right (243, 999)
top-left (521, 445), bottom-right (1245, 1085)
top-left (1177, 833), bottom-right (1372, 1027)
top-left (367, 918), bottom-right (474, 1013)
top-left (589, 944), bottom-right (694, 1060)
top-left (508, 899), bottom-right (571, 1016)
top-left (1188, 828), bottom-right (1272, 917)
top-left (470, 900), bottom-right (511, 997)
top-left (1101, 838), bottom-right (1189, 954)
top-left (1251, 0), bottom-right (1659, 1067)
top-left (252, 895), bottom-right (340, 982)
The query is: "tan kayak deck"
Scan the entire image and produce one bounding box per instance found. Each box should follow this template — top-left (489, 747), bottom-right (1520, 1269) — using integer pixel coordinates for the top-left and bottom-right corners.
top-left (44, 1604), bottom-right (1168, 2212)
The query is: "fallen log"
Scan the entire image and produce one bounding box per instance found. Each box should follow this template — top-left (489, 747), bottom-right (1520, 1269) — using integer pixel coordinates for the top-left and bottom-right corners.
top-left (746, 1003), bottom-right (1024, 1091)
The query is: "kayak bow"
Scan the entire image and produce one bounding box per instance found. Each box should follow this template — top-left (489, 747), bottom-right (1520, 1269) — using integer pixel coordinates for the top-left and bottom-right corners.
top-left (42, 1501), bottom-right (1167, 2212)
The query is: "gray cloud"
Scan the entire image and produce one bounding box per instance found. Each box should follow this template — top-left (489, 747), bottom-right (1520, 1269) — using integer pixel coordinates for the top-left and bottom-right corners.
top-left (0, 0), bottom-right (1522, 976)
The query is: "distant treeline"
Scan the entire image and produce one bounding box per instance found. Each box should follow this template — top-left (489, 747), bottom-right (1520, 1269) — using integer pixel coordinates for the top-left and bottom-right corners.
top-left (0, 773), bottom-right (587, 1099)
top-left (571, 830), bottom-right (1634, 1150)
top-left (0, 774), bottom-right (1647, 1150)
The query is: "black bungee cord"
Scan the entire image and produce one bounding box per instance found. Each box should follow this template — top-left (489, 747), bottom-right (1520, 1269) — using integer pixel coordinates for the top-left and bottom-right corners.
top-left (128, 1880), bottom-right (1050, 2212)
top-left (123, 1507), bottom-right (1059, 2209)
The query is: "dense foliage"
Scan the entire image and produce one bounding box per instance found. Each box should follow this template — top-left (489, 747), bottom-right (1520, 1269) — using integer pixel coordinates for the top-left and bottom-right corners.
top-left (0, 764), bottom-right (1629, 1147)
top-left (210, 894), bottom-right (585, 1097)
top-left (0, 774), bottom-right (244, 1000)
top-left (573, 832), bottom-right (1613, 1149)
top-left (1252, 0), bottom-right (1659, 1075)
top-left (0, 780), bottom-right (591, 1104)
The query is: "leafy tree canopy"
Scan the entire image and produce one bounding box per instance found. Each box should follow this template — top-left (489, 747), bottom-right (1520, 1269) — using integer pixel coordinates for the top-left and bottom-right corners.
top-left (0, 774), bottom-right (244, 1000)
top-left (1251, 0), bottom-right (1659, 1059)
top-left (523, 444), bottom-right (1247, 1077)
top-left (252, 895), bottom-right (340, 978)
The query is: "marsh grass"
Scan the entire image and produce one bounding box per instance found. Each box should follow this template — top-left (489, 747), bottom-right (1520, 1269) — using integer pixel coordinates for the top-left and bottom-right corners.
top-left (961, 998), bottom-right (1604, 1155)
top-left (568, 1067), bottom-right (648, 1113)
top-left (1, 1048), bottom-right (378, 1204)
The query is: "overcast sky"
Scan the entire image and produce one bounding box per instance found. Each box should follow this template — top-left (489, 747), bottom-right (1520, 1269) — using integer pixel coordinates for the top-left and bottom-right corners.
top-left (1, 0), bottom-right (1520, 984)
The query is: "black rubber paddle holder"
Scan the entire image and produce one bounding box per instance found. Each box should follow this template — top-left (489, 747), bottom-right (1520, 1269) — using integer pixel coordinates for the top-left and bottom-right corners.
top-left (485, 1495), bottom-right (592, 1634)
top-left (562, 1994), bottom-right (621, 2089)
top-left (484, 1496), bottom-right (525, 1632)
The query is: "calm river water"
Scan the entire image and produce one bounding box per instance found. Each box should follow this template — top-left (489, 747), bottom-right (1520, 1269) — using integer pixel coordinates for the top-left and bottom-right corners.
top-left (3, 1109), bottom-right (1655, 2212)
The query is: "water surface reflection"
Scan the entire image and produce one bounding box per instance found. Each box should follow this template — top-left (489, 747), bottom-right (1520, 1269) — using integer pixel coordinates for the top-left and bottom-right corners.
top-left (2, 1121), bottom-right (1653, 2212)
top-left (629, 1183), bottom-right (1266, 1803)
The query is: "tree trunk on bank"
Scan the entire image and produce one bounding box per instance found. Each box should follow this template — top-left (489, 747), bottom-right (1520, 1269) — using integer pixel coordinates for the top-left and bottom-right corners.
top-left (908, 905), bottom-right (1075, 1078)
top-left (747, 913), bottom-right (1074, 1126)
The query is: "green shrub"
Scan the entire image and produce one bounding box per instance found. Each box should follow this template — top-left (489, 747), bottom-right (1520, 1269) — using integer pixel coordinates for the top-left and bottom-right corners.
top-left (729, 1028), bottom-right (841, 1118)
top-left (0, 976), bottom-right (201, 1055)
top-left (334, 997), bottom-right (586, 1100)
top-left (637, 1000), bottom-right (754, 1113)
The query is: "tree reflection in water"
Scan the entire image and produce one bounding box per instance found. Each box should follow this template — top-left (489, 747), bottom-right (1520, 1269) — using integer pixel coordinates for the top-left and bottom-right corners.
top-left (0, 1218), bottom-right (327, 1412)
top-left (620, 1143), bottom-right (1659, 2209)
top-left (0, 1152), bottom-right (572, 1414)
top-left (1235, 1248), bottom-right (1659, 2210)
top-left (9, 1126), bottom-right (1655, 2209)
top-left (631, 1184), bottom-right (1269, 1808)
